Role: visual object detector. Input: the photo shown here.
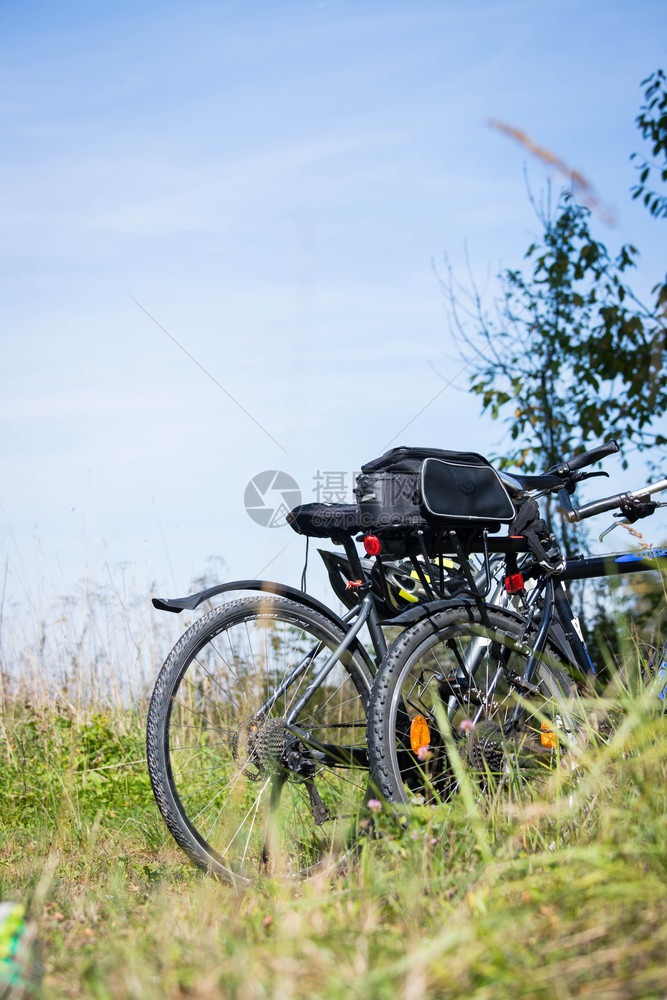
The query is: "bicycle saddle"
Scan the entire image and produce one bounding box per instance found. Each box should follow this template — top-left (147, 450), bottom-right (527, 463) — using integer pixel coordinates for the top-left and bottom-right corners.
top-left (287, 503), bottom-right (363, 539)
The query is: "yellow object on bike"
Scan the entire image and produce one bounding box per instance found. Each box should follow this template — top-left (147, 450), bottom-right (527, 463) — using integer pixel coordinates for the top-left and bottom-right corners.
top-left (397, 559), bottom-right (456, 603)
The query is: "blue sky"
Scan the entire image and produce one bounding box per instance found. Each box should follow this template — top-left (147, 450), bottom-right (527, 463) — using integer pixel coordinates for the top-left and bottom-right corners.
top-left (2, 0), bottom-right (666, 623)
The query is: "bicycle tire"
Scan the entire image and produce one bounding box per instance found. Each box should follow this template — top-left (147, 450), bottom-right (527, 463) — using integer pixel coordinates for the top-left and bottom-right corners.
top-left (147, 594), bottom-right (372, 885)
top-left (368, 605), bottom-right (578, 805)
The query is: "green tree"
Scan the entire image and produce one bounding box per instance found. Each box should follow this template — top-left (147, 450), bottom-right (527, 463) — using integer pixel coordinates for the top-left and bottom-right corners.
top-left (631, 69), bottom-right (667, 343)
top-left (447, 69), bottom-right (667, 484)
top-left (448, 189), bottom-right (666, 475)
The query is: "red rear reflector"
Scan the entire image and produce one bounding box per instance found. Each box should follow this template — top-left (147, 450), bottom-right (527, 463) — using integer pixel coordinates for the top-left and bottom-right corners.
top-left (364, 535), bottom-right (382, 556)
top-left (505, 573), bottom-right (524, 594)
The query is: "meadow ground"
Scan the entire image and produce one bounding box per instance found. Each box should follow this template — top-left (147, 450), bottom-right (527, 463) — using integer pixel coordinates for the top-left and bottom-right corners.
top-left (1, 663), bottom-right (666, 999)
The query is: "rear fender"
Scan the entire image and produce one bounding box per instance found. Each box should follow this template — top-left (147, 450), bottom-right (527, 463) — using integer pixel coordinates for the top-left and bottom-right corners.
top-left (381, 597), bottom-right (476, 626)
top-left (383, 599), bottom-right (575, 668)
top-left (152, 579), bottom-right (376, 675)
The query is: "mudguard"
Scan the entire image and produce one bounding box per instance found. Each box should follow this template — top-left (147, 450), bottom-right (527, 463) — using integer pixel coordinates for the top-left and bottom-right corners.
top-left (152, 579), bottom-right (376, 674)
top-left (380, 597), bottom-right (476, 626)
top-left (382, 598), bottom-right (576, 668)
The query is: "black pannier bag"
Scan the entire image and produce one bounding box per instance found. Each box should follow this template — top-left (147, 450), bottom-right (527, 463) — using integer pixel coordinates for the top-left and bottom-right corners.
top-left (355, 447), bottom-right (515, 547)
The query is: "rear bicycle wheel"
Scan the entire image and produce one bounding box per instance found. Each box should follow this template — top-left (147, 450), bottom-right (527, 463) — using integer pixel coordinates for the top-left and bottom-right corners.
top-left (147, 594), bottom-right (372, 884)
top-left (368, 606), bottom-right (578, 805)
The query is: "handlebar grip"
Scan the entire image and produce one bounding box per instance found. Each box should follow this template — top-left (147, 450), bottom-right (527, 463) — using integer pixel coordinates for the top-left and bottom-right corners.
top-left (568, 491), bottom-right (627, 523)
top-left (562, 439), bottom-right (620, 473)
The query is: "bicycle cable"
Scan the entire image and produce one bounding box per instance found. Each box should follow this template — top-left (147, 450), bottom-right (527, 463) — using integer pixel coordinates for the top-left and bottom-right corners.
top-left (300, 536), bottom-right (310, 592)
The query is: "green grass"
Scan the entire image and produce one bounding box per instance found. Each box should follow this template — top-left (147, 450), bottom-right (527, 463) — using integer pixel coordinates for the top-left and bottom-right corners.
top-left (1, 682), bottom-right (666, 998)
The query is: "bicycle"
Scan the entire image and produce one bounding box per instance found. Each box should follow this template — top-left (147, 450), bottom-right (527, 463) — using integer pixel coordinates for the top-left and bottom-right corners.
top-left (365, 441), bottom-right (667, 807)
top-left (146, 494), bottom-right (491, 884)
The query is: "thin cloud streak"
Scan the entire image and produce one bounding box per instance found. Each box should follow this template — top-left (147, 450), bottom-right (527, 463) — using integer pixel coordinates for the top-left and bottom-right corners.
top-left (127, 292), bottom-right (294, 460)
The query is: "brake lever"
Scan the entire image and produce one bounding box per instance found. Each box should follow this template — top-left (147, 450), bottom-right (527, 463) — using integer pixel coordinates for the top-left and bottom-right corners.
top-left (599, 521), bottom-right (619, 542)
top-left (599, 500), bottom-right (667, 541)
top-left (575, 471), bottom-right (610, 483)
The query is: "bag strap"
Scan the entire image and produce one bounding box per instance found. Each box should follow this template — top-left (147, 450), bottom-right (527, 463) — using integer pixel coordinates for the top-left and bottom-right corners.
top-left (509, 499), bottom-right (565, 574)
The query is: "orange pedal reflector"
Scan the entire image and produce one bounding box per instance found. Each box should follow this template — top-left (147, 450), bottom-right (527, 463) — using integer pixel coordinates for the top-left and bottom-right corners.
top-left (540, 721), bottom-right (558, 748)
top-left (410, 714), bottom-right (431, 754)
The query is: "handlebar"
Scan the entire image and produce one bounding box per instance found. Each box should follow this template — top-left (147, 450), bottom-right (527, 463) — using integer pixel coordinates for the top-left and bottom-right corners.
top-left (548, 439), bottom-right (620, 477)
top-left (565, 478), bottom-right (667, 523)
top-left (567, 491), bottom-right (631, 523)
top-left (506, 439), bottom-right (664, 526)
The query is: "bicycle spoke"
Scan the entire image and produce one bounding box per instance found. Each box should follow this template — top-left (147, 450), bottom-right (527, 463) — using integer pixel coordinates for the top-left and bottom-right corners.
top-left (298, 687), bottom-right (363, 728)
top-left (172, 761), bottom-right (236, 778)
top-left (183, 674), bottom-right (239, 721)
top-left (169, 695), bottom-right (230, 733)
top-left (169, 739), bottom-right (231, 750)
top-left (191, 648), bottom-right (241, 708)
top-left (220, 777), bottom-right (271, 858)
top-left (191, 766), bottom-right (247, 825)
top-left (239, 787), bottom-right (267, 869)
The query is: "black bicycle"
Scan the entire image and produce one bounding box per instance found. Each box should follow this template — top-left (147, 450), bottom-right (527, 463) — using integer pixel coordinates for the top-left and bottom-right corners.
top-left (146, 494), bottom-right (486, 884)
top-left (366, 441), bottom-right (667, 806)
